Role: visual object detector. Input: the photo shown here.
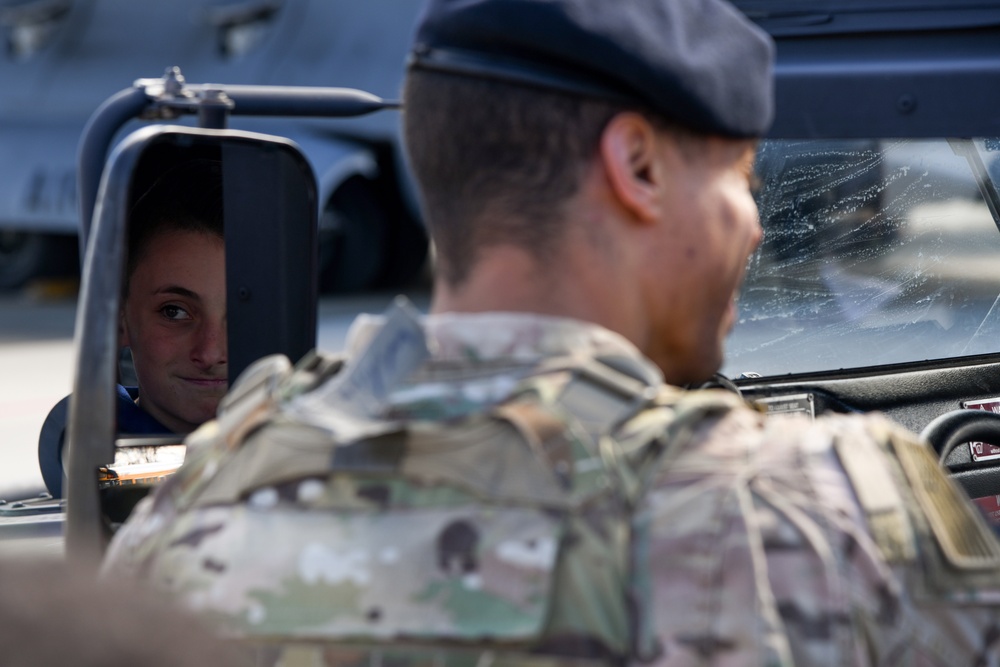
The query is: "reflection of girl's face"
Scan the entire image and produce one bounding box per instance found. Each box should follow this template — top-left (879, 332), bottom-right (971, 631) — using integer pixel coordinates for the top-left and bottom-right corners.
top-left (120, 230), bottom-right (227, 433)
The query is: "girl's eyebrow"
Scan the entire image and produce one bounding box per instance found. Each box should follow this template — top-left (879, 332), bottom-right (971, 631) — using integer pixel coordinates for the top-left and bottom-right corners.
top-left (153, 285), bottom-right (200, 300)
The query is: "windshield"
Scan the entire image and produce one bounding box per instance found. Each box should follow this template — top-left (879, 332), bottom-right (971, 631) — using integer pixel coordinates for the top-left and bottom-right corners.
top-left (724, 137), bottom-right (1000, 378)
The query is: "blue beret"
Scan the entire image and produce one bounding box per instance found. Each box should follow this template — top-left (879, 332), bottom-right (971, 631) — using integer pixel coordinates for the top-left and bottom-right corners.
top-left (409, 0), bottom-right (775, 138)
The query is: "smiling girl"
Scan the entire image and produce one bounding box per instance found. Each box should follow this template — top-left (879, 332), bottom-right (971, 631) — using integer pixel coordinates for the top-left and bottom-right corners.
top-left (120, 160), bottom-right (227, 433)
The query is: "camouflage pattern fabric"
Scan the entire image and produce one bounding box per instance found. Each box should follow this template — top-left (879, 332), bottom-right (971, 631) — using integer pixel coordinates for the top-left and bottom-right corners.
top-left (104, 302), bottom-right (1000, 666)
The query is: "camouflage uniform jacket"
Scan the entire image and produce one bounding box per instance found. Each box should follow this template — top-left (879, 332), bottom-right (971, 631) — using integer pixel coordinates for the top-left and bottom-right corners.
top-left (104, 303), bottom-right (1000, 666)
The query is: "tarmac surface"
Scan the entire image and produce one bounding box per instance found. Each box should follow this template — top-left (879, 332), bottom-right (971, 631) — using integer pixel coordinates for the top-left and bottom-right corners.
top-left (0, 286), bottom-right (430, 499)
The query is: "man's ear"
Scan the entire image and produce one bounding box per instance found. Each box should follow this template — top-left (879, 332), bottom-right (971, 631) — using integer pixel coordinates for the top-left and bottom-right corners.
top-left (599, 112), bottom-right (663, 225)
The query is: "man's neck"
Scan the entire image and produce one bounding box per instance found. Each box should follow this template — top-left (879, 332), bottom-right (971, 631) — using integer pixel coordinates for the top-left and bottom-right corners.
top-left (430, 243), bottom-right (647, 350)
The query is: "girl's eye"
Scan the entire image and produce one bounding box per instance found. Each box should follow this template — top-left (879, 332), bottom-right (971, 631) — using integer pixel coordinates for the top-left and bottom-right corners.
top-left (160, 305), bottom-right (191, 321)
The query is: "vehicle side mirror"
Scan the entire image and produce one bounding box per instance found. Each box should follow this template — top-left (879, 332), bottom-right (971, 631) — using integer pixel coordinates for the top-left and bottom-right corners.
top-left (65, 126), bottom-right (318, 564)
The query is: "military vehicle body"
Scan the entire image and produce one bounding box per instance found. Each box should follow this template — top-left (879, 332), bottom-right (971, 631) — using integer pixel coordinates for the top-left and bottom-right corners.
top-left (2, 0), bottom-right (1000, 597)
top-left (0, 0), bottom-right (426, 292)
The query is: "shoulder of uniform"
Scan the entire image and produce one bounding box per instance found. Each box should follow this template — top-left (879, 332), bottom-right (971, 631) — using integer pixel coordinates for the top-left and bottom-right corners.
top-left (823, 411), bottom-right (1000, 588)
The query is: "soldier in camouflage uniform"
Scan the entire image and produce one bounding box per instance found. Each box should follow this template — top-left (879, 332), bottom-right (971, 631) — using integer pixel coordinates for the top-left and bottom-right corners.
top-left (104, 0), bottom-right (1000, 664)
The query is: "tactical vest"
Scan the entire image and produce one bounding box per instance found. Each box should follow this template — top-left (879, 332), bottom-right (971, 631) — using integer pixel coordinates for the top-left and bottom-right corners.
top-left (158, 349), bottom-right (745, 667)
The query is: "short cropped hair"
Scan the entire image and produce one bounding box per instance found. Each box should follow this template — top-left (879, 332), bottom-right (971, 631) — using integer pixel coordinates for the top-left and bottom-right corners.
top-left (403, 70), bottom-right (626, 286)
top-left (125, 159), bottom-right (225, 296)
top-left (402, 70), bottom-right (703, 286)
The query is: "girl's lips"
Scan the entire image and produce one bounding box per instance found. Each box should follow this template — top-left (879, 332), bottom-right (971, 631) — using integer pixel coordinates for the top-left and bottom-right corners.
top-left (183, 377), bottom-right (228, 388)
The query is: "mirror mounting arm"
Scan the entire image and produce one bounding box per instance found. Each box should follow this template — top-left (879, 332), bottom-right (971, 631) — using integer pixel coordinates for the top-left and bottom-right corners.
top-left (78, 66), bottom-right (399, 255)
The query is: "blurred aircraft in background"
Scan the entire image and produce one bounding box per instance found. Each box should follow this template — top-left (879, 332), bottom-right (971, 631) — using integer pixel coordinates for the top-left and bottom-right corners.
top-left (0, 0), bottom-right (428, 293)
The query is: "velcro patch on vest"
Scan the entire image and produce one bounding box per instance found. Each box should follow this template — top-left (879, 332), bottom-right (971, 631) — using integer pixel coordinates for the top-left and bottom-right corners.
top-left (834, 434), bottom-right (917, 564)
top-left (890, 434), bottom-right (1000, 570)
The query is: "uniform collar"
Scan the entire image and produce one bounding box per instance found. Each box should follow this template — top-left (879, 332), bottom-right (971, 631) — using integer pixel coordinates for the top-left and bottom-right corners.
top-left (344, 308), bottom-right (664, 387)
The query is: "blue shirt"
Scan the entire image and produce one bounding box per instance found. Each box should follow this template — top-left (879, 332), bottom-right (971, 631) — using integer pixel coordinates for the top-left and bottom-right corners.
top-left (115, 385), bottom-right (173, 436)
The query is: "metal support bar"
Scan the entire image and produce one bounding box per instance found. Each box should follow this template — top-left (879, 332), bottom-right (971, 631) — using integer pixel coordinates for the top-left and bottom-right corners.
top-left (76, 86), bottom-right (151, 260)
top-left (141, 83), bottom-right (399, 118)
top-left (66, 128), bottom-right (152, 567)
top-left (197, 89), bottom-right (233, 129)
top-left (950, 139), bottom-right (1000, 235)
top-left (77, 68), bottom-right (398, 255)
top-left (195, 85), bottom-right (400, 116)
